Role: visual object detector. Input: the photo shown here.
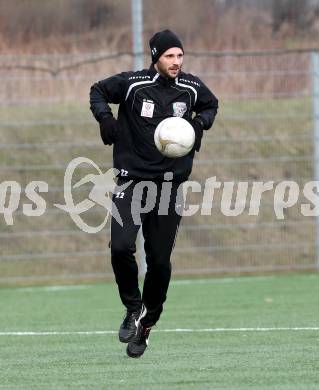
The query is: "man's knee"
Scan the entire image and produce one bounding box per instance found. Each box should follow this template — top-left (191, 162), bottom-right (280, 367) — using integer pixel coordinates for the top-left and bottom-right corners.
top-left (147, 257), bottom-right (171, 273)
top-left (111, 239), bottom-right (136, 257)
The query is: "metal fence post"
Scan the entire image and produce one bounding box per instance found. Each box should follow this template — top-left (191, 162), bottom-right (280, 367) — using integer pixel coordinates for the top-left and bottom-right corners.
top-left (311, 50), bottom-right (319, 270)
top-left (131, 0), bottom-right (146, 276)
top-left (131, 0), bottom-right (144, 72)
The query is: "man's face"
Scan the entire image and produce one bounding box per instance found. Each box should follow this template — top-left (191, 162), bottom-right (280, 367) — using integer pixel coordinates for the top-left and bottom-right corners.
top-left (155, 47), bottom-right (184, 79)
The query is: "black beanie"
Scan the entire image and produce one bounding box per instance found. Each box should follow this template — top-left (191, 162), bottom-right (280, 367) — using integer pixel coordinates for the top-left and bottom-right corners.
top-left (149, 29), bottom-right (184, 64)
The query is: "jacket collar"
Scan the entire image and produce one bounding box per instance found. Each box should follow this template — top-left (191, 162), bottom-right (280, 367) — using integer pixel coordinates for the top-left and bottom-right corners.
top-left (148, 64), bottom-right (178, 86)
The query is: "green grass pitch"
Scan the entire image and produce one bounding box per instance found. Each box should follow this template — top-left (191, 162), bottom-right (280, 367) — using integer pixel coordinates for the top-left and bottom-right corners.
top-left (1, 273), bottom-right (319, 389)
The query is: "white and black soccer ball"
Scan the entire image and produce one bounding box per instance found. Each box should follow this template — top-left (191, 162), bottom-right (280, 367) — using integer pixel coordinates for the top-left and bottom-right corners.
top-left (154, 117), bottom-right (195, 158)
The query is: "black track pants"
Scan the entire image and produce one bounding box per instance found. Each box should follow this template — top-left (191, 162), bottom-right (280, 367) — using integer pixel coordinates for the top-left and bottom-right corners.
top-left (110, 179), bottom-right (182, 327)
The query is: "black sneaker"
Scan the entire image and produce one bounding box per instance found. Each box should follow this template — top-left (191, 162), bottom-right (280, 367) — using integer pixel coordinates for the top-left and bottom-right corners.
top-left (118, 309), bottom-right (141, 343)
top-left (126, 322), bottom-right (152, 358)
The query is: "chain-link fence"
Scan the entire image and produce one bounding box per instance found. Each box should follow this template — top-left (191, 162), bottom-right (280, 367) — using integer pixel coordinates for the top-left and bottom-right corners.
top-left (0, 49), bottom-right (318, 285)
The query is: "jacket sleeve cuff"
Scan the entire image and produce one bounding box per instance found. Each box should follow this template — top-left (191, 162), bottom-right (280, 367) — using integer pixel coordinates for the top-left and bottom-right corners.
top-left (99, 112), bottom-right (114, 123)
top-left (191, 116), bottom-right (205, 132)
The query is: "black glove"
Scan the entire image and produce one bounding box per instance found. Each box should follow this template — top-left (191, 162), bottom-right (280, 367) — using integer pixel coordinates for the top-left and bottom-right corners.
top-left (99, 116), bottom-right (118, 145)
top-left (190, 117), bottom-right (205, 152)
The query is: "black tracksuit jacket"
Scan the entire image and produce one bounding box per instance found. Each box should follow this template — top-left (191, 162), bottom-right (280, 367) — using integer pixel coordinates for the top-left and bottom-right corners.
top-left (90, 64), bottom-right (218, 182)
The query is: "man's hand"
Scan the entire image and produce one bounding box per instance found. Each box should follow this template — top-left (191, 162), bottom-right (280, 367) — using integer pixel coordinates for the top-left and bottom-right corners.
top-left (190, 117), bottom-right (205, 152)
top-left (99, 116), bottom-right (118, 145)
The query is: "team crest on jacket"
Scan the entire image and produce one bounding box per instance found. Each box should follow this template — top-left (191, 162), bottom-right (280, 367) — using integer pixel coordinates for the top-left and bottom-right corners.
top-left (172, 102), bottom-right (187, 117)
top-left (141, 99), bottom-right (155, 118)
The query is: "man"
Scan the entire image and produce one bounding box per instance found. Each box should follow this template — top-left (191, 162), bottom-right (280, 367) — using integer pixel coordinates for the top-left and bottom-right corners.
top-left (90, 29), bottom-right (218, 358)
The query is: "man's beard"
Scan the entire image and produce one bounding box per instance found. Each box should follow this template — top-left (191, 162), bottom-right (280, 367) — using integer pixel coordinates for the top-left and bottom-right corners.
top-left (167, 67), bottom-right (180, 79)
top-left (156, 62), bottom-right (181, 79)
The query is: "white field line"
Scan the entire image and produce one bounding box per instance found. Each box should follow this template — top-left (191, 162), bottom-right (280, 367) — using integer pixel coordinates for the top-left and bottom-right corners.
top-left (13, 276), bottom-right (277, 292)
top-left (10, 273), bottom-right (319, 293)
top-left (1, 327), bottom-right (319, 336)
top-left (170, 276), bottom-right (276, 286)
top-left (16, 285), bottom-right (92, 293)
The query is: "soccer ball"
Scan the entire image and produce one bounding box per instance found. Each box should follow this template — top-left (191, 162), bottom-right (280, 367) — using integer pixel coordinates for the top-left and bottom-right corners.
top-left (154, 117), bottom-right (195, 158)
